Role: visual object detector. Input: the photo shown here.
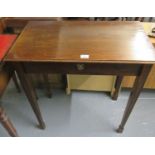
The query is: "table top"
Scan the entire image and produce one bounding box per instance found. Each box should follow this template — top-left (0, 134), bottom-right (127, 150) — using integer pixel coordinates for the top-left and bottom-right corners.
top-left (6, 21), bottom-right (155, 64)
top-left (0, 34), bottom-right (17, 62)
top-left (142, 22), bottom-right (155, 45)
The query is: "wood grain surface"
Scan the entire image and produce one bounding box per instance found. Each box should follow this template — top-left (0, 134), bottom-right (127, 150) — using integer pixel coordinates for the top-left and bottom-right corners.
top-left (6, 21), bottom-right (155, 64)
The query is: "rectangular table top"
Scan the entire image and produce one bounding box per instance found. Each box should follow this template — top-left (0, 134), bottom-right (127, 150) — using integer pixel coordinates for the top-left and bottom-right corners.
top-left (5, 21), bottom-right (155, 64)
top-left (0, 34), bottom-right (17, 62)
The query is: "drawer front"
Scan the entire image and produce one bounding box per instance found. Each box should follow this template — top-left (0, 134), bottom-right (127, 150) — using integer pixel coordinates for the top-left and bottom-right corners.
top-left (23, 62), bottom-right (141, 76)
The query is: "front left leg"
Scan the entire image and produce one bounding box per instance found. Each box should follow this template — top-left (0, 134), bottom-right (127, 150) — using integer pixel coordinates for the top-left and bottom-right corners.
top-left (14, 63), bottom-right (45, 129)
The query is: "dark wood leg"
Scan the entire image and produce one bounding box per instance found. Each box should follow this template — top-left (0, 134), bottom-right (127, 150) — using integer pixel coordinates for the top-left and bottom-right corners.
top-left (32, 84), bottom-right (39, 100)
top-left (117, 65), bottom-right (152, 133)
top-left (42, 74), bottom-right (52, 98)
top-left (0, 106), bottom-right (18, 137)
top-left (12, 71), bottom-right (21, 93)
top-left (111, 76), bottom-right (123, 100)
top-left (28, 75), bottom-right (39, 100)
top-left (14, 63), bottom-right (45, 129)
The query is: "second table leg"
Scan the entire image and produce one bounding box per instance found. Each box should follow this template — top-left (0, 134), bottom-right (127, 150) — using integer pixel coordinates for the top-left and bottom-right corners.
top-left (42, 74), bottom-right (52, 98)
top-left (111, 76), bottom-right (123, 100)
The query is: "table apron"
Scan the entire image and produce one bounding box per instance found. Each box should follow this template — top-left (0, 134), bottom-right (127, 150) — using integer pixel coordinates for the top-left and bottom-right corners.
top-left (11, 62), bottom-right (144, 76)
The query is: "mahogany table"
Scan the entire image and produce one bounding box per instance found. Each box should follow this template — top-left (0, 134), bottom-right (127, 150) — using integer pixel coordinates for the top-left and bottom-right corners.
top-left (5, 21), bottom-right (155, 133)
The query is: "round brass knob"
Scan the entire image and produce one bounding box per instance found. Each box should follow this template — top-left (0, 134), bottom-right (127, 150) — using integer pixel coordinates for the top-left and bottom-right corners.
top-left (76, 64), bottom-right (85, 71)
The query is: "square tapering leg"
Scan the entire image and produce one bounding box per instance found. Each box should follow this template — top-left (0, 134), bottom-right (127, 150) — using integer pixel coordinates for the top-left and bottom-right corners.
top-left (117, 65), bottom-right (152, 133)
top-left (14, 63), bottom-right (45, 129)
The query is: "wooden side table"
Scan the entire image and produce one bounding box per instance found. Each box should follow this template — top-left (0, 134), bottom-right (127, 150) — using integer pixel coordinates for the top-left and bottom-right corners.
top-left (5, 21), bottom-right (155, 133)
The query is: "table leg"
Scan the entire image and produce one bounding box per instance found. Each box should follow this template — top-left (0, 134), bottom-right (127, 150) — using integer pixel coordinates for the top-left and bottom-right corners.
top-left (0, 106), bottom-right (18, 137)
top-left (111, 76), bottom-right (123, 100)
top-left (14, 63), bottom-right (45, 129)
top-left (42, 74), bottom-right (52, 98)
top-left (117, 65), bottom-right (152, 133)
top-left (28, 75), bottom-right (39, 100)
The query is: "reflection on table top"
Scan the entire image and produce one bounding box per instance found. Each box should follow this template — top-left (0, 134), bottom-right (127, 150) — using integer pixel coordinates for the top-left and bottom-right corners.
top-left (142, 22), bottom-right (155, 45)
top-left (6, 21), bottom-right (155, 64)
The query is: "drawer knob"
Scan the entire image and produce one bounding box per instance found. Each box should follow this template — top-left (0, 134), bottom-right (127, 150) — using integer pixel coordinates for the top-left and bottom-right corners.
top-left (77, 64), bottom-right (85, 71)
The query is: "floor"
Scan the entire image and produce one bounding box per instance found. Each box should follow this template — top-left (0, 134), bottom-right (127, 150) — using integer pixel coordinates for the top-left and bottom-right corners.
top-left (0, 80), bottom-right (155, 137)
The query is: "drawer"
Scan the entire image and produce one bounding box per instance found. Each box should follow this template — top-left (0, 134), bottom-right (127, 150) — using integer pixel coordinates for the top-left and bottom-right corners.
top-left (23, 62), bottom-right (141, 76)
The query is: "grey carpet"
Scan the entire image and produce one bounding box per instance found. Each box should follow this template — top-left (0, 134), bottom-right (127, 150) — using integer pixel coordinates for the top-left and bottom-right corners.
top-left (0, 80), bottom-right (155, 137)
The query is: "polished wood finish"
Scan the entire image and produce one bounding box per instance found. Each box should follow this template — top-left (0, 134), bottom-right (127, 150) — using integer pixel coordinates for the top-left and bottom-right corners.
top-left (5, 21), bottom-right (155, 132)
top-left (142, 22), bottom-right (155, 45)
top-left (7, 21), bottom-right (155, 64)
top-left (0, 106), bottom-right (18, 136)
top-left (23, 62), bottom-right (142, 75)
top-left (67, 21), bottom-right (155, 95)
top-left (111, 22), bottom-right (155, 100)
top-left (122, 22), bottom-right (155, 89)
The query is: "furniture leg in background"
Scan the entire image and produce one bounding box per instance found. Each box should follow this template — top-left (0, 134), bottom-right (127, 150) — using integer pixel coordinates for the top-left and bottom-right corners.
top-left (111, 76), bottom-right (123, 100)
top-left (28, 75), bottom-right (39, 100)
top-left (0, 106), bottom-right (18, 137)
top-left (12, 71), bottom-right (21, 93)
top-left (42, 74), bottom-right (52, 98)
top-left (117, 65), bottom-right (152, 133)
